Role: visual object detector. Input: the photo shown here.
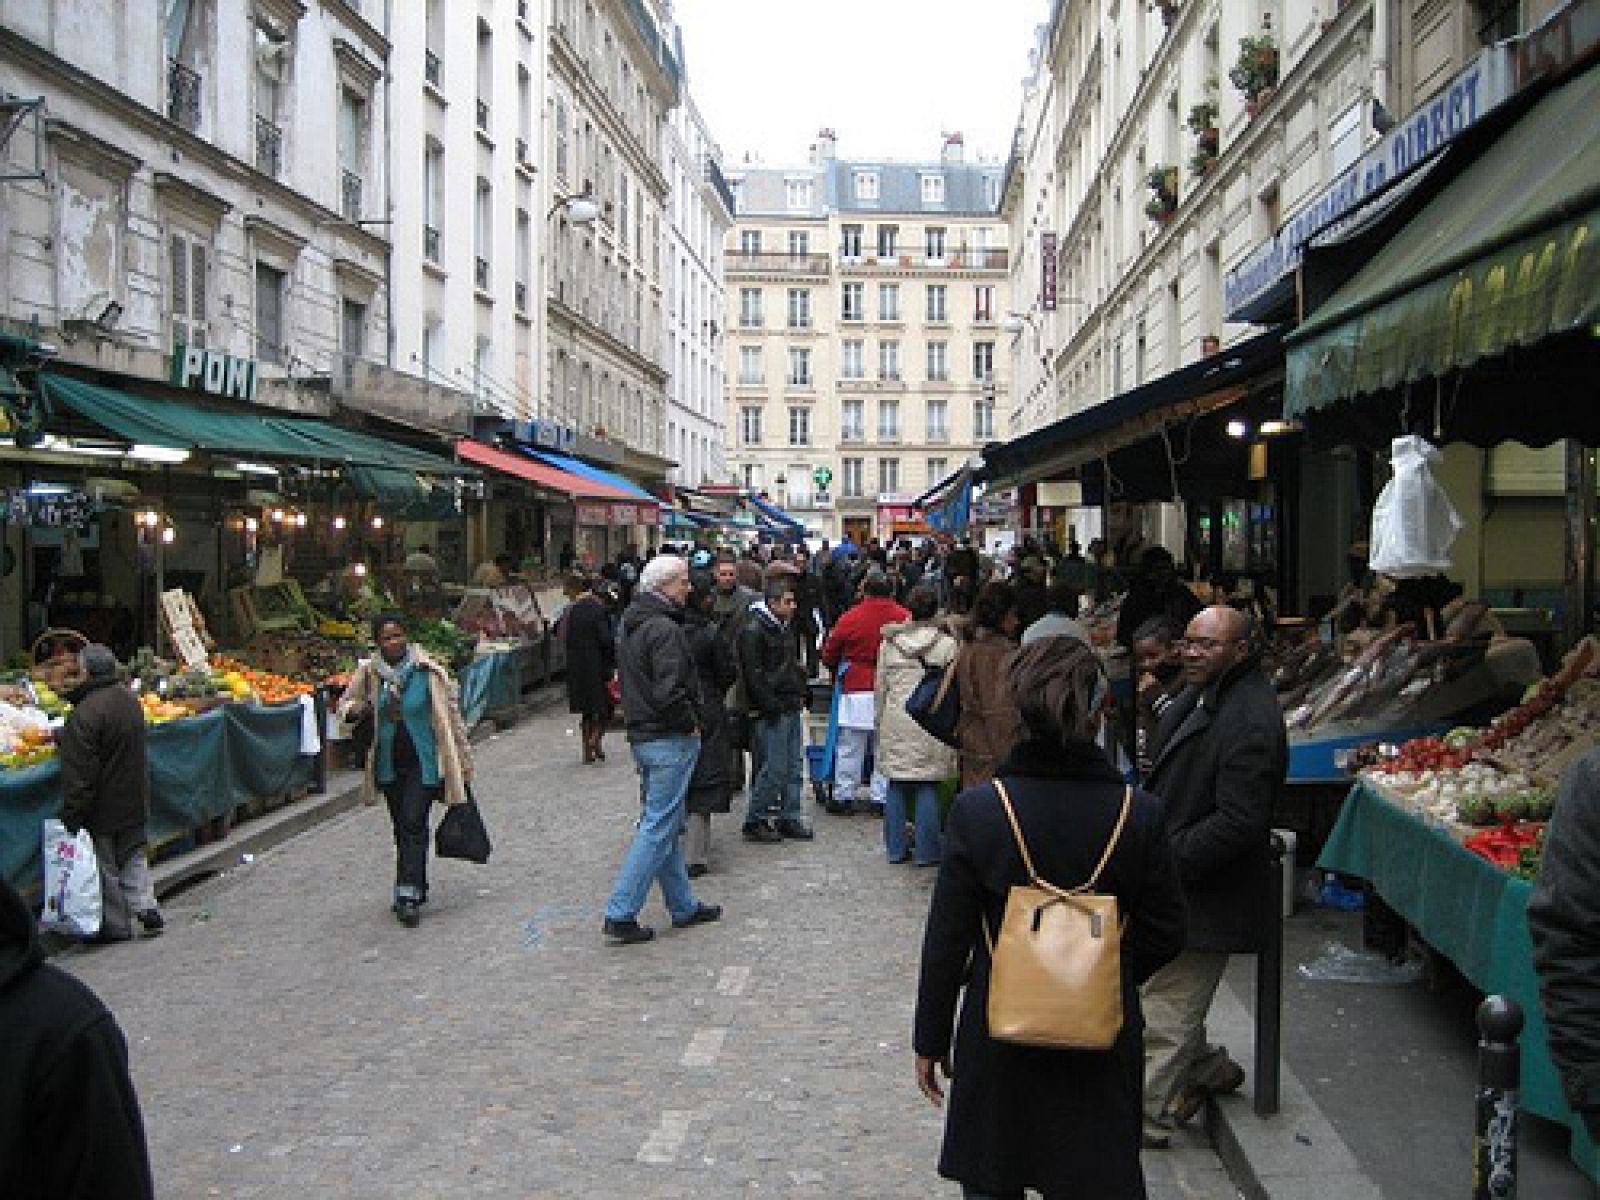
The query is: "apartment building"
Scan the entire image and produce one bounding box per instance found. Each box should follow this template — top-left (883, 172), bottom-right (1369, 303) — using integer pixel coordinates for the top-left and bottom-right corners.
top-left (725, 132), bottom-right (1011, 541)
top-left (663, 86), bottom-right (733, 488)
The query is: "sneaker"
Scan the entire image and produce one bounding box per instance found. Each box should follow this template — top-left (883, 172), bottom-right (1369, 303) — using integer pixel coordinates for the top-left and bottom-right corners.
top-left (602, 917), bottom-right (655, 944)
top-left (774, 818), bottom-right (814, 840)
top-left (136, 909), bottom-right (165, 936)
top-left (394, 899), bottom-right (420, 928)
top-left (742, 820), bottom-right (783, 844)
top-left (672, 903), bottom-right (722, 929)
top-left (686, 863), bottom-right (709, 878)
top-left (1166, 1057), bottom-right (1246, 1124)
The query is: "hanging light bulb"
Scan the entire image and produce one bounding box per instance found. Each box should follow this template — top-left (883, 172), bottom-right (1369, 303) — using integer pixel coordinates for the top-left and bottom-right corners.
top-left (352, 562), bottom-right (368, 577)
top-left (140, 509), bottom-right (160, 528)
top-left (294, 512), bottom-right (308, 528)
top-left (270, 508), bottom-right (285, 523)
top-left (160, 525), bottom-right (176, 545)
top-left (244, 516), bottom-right (259, 533)
top-left (371, 515), bottom-right (385, 530)
top-left (332, 515), bottom-right (348, 531)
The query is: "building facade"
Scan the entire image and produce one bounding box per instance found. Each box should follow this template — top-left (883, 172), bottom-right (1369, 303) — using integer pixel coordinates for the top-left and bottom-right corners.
top-left (662, 86), bottom-right (733, 488)
top-left (725, 133), bottom-right (1011, 542)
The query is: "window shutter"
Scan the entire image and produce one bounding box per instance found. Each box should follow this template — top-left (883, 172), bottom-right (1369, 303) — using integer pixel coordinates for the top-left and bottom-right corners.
top-left (190, 242), bottom-right (208, 348)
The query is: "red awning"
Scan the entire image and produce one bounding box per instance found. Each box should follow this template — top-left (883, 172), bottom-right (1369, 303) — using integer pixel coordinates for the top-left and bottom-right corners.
top-left (457, 439), bottom-right (636, 500)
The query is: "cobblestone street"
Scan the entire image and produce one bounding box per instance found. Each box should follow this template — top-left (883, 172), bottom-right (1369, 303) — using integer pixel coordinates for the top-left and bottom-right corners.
top-left (60, 708), bottom-right (1237, 1198)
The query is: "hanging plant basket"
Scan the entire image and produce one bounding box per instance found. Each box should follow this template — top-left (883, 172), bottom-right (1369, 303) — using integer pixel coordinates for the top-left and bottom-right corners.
top-left (1230, 35), bottom-right (1279, 111)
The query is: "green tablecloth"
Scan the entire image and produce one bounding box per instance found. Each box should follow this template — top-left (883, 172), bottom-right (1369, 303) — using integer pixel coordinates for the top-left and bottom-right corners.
top-left (1320, 780), bottom-right (1599, 1182)
top-left (458, 649), bottom-right (523, 727)
top-left (1, 702), bottom-right (314, 895)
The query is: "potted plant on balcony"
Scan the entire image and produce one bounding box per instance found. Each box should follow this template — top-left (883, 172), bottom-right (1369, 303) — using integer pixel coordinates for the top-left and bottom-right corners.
top-left (1187, 96), bottom-right (1220, 177)
top-left (1145, 165), bottom-right (1179, 224)
top-left (1230, 34), bottom-right (1279, 117)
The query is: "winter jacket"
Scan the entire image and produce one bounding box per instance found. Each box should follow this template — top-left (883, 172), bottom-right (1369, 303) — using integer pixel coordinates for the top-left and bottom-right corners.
top-left (339, 650), bottom-right (475, 807)
top-left (0, 879), bottom-right (154, 1200)
top-left (737, 603), bottom-right (809, 719)
top-left (953, 627), bottom-right (1025, 789)
top-left (562, 593), bottom-right (616, 717)
top-left (1144, 657), bottom-right (1288, 953)
top-left (821, 595), bottom-right (909, 693)
top-left (58, 676), bottom-right (149, 848)
top-left (914, 738), bottom-right (1186, 1197)
top-left (617, 590), bottom-right (702, 742)
top-left (1529, 749), bottom-right (1600, 1140)
top-left (685, 607), bottom-right (739, 813)
top-left (874, 620), bottom-right (959, 782)
top-left (1020, 610), bottom-right (1091, 646)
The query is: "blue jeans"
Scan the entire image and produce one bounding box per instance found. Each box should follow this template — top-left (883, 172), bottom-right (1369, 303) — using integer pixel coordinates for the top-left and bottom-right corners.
top-left (746, 710), bottom-right (804, 823)
top-left (605, 736), bottom-right (703, 923)
top-left (884, 780), bottom-right (943, 864)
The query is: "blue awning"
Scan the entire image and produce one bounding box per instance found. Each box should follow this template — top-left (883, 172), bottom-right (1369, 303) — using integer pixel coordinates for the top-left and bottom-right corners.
top-left (747, 495), bottom-right (804, 530)
top-left (519, 448), bottom-right (661, 506)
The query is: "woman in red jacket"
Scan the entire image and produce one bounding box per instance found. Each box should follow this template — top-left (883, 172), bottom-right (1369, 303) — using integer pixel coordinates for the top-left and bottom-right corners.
top-left (820, 566), bottom-right (908, 814)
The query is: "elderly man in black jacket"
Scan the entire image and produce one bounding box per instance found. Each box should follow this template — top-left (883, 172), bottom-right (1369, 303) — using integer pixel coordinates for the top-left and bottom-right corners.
top-left (1140, 605), bottom-right (1287, 1147)
top-left (1529, 748), bottom-right (1600, 1144)
top-left (58, 644), bottom-right (162, 942)
top-left (602, 555), bottom-right (721, 945)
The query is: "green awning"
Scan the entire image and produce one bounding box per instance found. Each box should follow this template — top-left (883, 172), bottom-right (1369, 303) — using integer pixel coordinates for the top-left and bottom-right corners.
top-left (345, 465), bottom-right (460, 519)
top-left (1285, 65), bottom-right (1600, 418)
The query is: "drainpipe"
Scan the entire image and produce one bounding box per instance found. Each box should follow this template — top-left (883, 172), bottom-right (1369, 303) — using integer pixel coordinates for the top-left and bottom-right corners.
top-left (383, 0), bottom-right (395, 370)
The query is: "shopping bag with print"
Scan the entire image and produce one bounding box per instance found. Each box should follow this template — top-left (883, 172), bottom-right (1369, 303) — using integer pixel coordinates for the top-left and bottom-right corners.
top-left (39, 818), bottom-right (102, 937)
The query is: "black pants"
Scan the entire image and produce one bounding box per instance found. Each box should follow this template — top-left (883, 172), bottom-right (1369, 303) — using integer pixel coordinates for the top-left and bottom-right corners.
top-left (382, 767), bottom-right (440, 900)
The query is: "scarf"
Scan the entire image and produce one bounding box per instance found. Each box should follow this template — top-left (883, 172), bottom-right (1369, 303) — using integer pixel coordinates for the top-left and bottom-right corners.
top-left (372, 646), bottom-right (419, 722)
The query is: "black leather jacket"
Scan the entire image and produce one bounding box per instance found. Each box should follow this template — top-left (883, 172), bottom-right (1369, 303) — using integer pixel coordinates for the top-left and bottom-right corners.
top-left (618, 591), bottom-right (703, 742)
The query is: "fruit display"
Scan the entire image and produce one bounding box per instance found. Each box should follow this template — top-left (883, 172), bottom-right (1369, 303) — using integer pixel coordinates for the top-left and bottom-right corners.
top-left (0, 704), bottom-right (56, 769)
top-left (208, 656), bottom-right (315, 704)
top-left (139, 692), bottom-right (193, 725)
top-left (408, 617), bottom-right (477, 668)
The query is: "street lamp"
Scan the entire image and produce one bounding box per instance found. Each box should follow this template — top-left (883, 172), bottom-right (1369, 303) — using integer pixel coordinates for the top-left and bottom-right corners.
top-left (547, 184), bottom-right (600, 225)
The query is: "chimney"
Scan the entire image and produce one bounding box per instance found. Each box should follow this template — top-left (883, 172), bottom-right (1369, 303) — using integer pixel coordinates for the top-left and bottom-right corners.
top-left (942, 131), bottom-right (964, 164)
top-left (815, 128), bottom-right (837, 163)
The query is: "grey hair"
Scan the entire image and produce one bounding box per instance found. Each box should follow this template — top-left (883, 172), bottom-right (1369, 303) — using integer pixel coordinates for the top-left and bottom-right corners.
top-left (79, 644), bottom-right (120, 679)
top-left (640, 553), bottom-right (687, 594)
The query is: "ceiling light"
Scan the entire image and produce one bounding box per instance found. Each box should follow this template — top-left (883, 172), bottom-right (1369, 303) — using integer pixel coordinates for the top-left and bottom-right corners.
top-left (332, 515), bottom-right (348, 531)
top-left (160, 526), bottom-right (176, 544)
top-left (1225, 419), bottom-right (1251, 439)
top-left (245, 516), bottom-right (259, 533)
top-left (26, 482), bottom-right (73, 496)
top-left (1259, 418), bottom-right (1303, 437)
top-left (128, 444), bottom-right (190, 463)
top-left (235, 461), bottom-right (280, 476)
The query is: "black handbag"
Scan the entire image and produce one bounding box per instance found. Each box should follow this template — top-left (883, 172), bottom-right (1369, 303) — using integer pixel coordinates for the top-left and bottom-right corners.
top-left (434, 788), bottom-right (493, 864)
top-left (905, 650), bottom-right (961, 748)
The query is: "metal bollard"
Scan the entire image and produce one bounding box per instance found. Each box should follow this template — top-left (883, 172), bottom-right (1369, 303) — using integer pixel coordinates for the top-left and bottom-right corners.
top-left (1472, 995), bottom-right (1523, 1199)
top-left (1254, 832), bottom-right (1286, 1116)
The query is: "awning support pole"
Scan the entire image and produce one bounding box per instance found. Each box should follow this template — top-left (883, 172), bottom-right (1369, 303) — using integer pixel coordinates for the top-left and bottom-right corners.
top-left (1563, 440), bottom-right (1596, 651)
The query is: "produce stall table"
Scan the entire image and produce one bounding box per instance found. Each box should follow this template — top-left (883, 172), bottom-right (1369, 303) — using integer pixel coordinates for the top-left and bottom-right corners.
top-left (457, 649), bottom-right (523, 727)
top-left (1, 701), bottom-right (316, 895)
top-left (1319, 779), bottom-right (1599, 1182)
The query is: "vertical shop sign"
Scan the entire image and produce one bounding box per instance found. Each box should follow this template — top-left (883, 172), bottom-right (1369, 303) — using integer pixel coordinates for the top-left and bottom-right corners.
top-left (1040, 232), bottom-right (1058, 311)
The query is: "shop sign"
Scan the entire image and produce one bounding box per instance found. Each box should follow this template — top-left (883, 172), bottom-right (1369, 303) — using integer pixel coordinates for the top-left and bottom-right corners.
top-left (576, 502), bottom-right (609, 526)
top-left (519, 418), bottom-right (577, 452)
top-left (2, 488), bottom-right (95, 528)
top-left (1224, 46), bottom-right (1514, 320)
top-left (610, 503), bottom-right (637, 526)
top-left (1040, 232), bottom-right (1058, 311)
top-left (171, 343), bottom-right (257, 402)
top-left (636, 505), bottom-right (660, 526)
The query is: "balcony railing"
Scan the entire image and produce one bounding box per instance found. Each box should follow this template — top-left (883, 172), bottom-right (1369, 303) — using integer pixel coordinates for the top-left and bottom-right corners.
top-left (840, 427), bottom-right (865, 443)
top-left (423, 224), bottom-right (441, 262)
top-left (475, 257), bottom-right (490, 289)
top-left (340, 170), bottom-right (362, 220)
top-left (515, 137), bottom-right (530, 165)
top-left (727, 251), bottom-right (831, 275)
top-left (515, 281), bottom-right (528, 311)
top-left (476, 99), bottom-right (490, 132)
top-left (254, 115), bottom-right (283, 177)
top-left (837, 248), bottom-right (1010, 271)
top-left (424, 50), bottom-right (442, 87)
top-left (167, 59), bottom-right (201, 133)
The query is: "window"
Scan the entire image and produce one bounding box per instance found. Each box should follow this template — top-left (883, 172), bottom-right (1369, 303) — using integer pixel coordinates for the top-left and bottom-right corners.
top-left (738, 287), bottom-right (763, 327)
top-left (254, 20), bottom-right (287, 177)
top-left (974, 286), bottom-right (995, 322)
top-left (877, 457), bottom-right (900, 495)
top-left (741, 462), bottom-right (764, 491)
top-left (927, 457), bottom-right (948, 485)
top-left (341, 297), bottom-right (366, 360)
top-left (876, 224), bottom-right (898, 259)
top-left (788, 406), bottom-right (811, 447)
top-left (926, 342), bottom-right (948, 383)
top-left (854, 171), bottom-right (879, 201)
top-left (878, 397), bottom-right (900, 440)
top-left (169, 231), bottom-right (209, 349)
top-left (254, 262), bottom-right (285, 364)
top-left (920, 174), bottom-right (945, 204)
top-left (785, 178), bottom-right (812, 210)
top-left (423, 139), bottom-right (443, 262)
top-left (740, 230), bottom-right (762, 256)
top-left (474, 177), bottom-right (492, 289)
top-left (926, 227), bottom-right (946, 263)
top-left (973, 341), bottom-right (995, 380)
top-left (841, 282), bottom-right (864, 322)
top-left (515, 209), bottom-right (531, 309)
top-left (555, 99), bottom-right (569, 178)
top-left (878, 341), bottom-right (900, 383)
top-left (787, 466), bottom-right (810, 508)
top-left (926, 397), bottom-right (949, 440)
top-left (926, 285), bottom-right (947, 323)
top-left (1329, 102), bottom-right (1362, 175)
top-left (840, 398), bottom-right (865, 440)
top-left (786, 288), bottom-right (811, 329)
top-left (842, 457), bottom-right (864, 498)
top-left (787, 230), bottom-right (809, 257)
top-left (738, 346), bottom-right (763, 385)
top-left (740, 406), bottom-right (762, 445)
top-left (476, 19), bottom-right (492, 131)
top-left (337, 89), bottom-right (367, 220)
top-left (787, 347), bottom-right (812, 387)
top-left (878, 283), bottom-right (900, 321)
top-left (841, 224), bottom-right (863, 261)
top-left (840, 339), bottom-right (864, 380)
top-left (974, 399), bottom-right (995, 439)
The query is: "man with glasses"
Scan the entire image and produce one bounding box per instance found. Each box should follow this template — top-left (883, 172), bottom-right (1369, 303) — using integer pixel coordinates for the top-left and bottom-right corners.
top-left (1139, 605), bottom-right (1287, 1147)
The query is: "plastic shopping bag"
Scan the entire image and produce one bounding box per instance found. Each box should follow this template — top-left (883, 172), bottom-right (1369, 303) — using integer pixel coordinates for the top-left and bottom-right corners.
top-left (39, 818), bottom-right (102, 937)
top-left (1369, 435), bottom-right (1463, 578)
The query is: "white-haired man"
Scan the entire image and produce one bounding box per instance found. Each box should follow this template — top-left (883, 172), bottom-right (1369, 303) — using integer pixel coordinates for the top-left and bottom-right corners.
top-left (602, 554), bottom-right (721, 944)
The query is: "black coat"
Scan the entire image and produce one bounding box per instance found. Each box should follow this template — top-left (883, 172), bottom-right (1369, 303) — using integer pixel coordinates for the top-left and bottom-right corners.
top-left (914, 738), bottom-right (1186, 1197)
top-left (0, 880), bottom-right (154, 1200)
top-left (736, 605), bottom-right (808, 719)
top-left (618, 591), bottom-right (702, 742)
top-left (685, 609), bottom-right (738, 814)
top-left (562, 593), bottom-right (615, 717)
top-left (1528, 748), bottom-right (1600, 1139)
top-left (58, 677), bottom-right (149, 848)
top-left (1144, 660), bottom-right (1287, 953)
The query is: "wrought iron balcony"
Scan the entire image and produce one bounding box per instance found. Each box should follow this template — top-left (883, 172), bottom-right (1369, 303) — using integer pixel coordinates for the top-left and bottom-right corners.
top-left (167, 59), bottom-right (201, 133)
top-left (476, 99), bottom-right (490, 132)
top-left (515, 281), bottom-right (528, 311)
top-left (423, 224), bottom-right (441, 262)
top-left (515, 137), bottom-right (530, 166)
top-left (424, 50), bottom-right (442, 88)
top-left (340, 170), bottom-right (362, 221)
top-left (837, 247), bottom-right (1010, 271)
top-left (727, 251), bottom-right (831, 276)
top-left (475, 257), bottom-right (490, 290)
top-left (254, 115), bottom-right (283, 177)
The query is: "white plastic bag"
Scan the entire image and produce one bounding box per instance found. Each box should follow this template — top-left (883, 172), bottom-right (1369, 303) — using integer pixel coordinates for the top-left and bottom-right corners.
top-left (39, 818), bottom-right (102, 937)
top-left (1369, 435), bottom-right (1463, 578)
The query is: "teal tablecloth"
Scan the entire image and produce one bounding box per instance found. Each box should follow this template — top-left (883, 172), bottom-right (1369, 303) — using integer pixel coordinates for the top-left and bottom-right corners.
top-left (1, 703), bottom-right (314, 895)
top-left (1320, 780), bottom-right (1599, 1182)
top-left (458, 649), bottom-right (522, 727)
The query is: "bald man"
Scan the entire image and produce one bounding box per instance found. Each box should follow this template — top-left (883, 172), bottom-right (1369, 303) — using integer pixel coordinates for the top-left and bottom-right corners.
top-left (1139, 605), bottom-right (1287, 1147)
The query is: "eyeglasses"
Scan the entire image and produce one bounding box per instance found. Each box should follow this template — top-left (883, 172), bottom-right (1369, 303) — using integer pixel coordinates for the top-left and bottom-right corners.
top-left (1177, 637), bottom-right (1241, 652)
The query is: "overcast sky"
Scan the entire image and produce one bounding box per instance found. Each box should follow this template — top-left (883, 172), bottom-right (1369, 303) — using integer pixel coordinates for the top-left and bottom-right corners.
top-left (670, 0), bottom-right (1050, 168)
